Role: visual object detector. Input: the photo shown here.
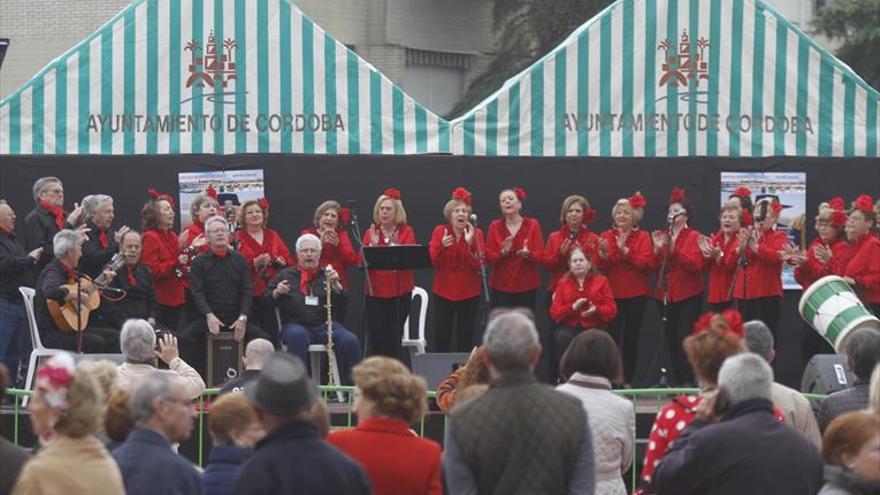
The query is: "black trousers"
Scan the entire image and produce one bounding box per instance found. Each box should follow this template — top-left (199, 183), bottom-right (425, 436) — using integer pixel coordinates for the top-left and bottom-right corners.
top-left (801, 321), bottom-right (834, 370)
top-left (433, 295), bottom-right (480, 353)
top-left (248, 296), bottom-right (280, 345)
top-left (708, 301), bottom-right (734, 313)
top-left (42, 326), bottom-right (120, 353)
top-left (156, 304), bottom-right (182, 334)
top-left (490, 289), bottom-right (537, 313)
top-left (737, 296), bottom-right (782, 339)
top-left (660, 295), bottom-right (702, 386)
top-left (365, 294), bottom-right (411, 359)
top-left (607, 296), bottom-right (647, 385)
top-left (552, 325), bottom-right (583, 381)
top-left (180, 317), bottom-right (271, 377)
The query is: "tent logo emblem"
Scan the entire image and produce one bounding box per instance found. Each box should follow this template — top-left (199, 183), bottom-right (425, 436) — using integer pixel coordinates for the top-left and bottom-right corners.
top-left (183, 30), bottom-right (238, 104)
top-left (658, 30), bottom-right (709, 89)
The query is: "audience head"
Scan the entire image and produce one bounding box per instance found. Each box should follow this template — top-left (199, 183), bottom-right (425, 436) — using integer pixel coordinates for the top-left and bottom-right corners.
top-left (844, 328), bottom-right (880, 381)
top-left (684, 310), bottom-right (746, 388)
top-left (483, 311), bottom-right (541, 376)
top-left (29, 353), bottom-right (104, 440)
top-left (130, 371), bottom-right (194, 444)
top-left (308, 399), bottom-right (331, 438)
top-left (82, 194), bottom-right (115, 230)
top-left (295, 233), bottom-right (321, 270)
top-left (33, 176), bottom-right (63, 206)
top-left (352, 356), bottom-right (427, 425)
top-left (243, 338), bottom-right (275, 370)
top-left (743, 320), bottom-right (775, 364)
top-left (870, 363), bottom-right (880, 414)
top-left (104, 388), bottom-right (134, 445)
top-left (822, 411), bottom-right (880, 485)
top-left (76, 359), bottom-right (119, 402)
top-left (53, 229), bottom-right (84, 263)
top-left (559, 330), bottom-right (623, 384)
top-left (120, 319), bottom-right (157, 364)
top-left (0, 200), bottom-right (15, 232)
top-left (244, 354), bottom-right (318, 429)
top-left (205, 216), bottom-right (230, 251)
top-left (717, 353), bottom-right (773, 405)
top-left (456, 347), bottom-right (491, 391)
top-left (209, 393), bottom-right (265, 449)
top-left (119, 230), bottom-right (143, 265)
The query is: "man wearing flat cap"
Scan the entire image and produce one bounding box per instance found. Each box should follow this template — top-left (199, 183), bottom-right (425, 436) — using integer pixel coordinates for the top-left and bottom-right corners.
top-left (234, 353), bottom-right (371, 495)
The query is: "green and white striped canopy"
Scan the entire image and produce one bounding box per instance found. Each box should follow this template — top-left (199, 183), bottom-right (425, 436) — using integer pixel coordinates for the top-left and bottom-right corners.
top-left (0, 0), bottom-right (451, 155)
top-left (450, 0), bottom-right (880, 157)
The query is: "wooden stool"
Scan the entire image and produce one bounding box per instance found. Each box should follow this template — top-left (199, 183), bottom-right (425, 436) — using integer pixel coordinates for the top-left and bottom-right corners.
top-left (308, 344), bottom-right (343, 402)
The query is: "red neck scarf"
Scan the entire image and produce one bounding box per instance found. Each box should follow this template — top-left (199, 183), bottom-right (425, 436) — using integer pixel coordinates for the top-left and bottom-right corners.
top-left (98, 230), bottom-right (109, 248)
top-left (0, 224), bottom-right (13, 235)
top-left (300, 267), bottom-right (318, 295)
top-left (40, 200), bottom-right (65, 229)
top-left (60, 260), bottom-right (77, 281)
top-left (126, 265), bottom-right (136, 285)
top-left (240, 229), bottom-right (270, 255)
top-left (214, 248), bottom-right (228, 258)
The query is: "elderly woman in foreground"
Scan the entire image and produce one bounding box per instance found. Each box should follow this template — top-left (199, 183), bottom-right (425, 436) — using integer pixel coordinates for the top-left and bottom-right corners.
top-left (328, 356), bottom-right (442, 495)
top-left (12, 353), bottom-right (125, 495)
top-left (819, 411), bottom-right (880, 495)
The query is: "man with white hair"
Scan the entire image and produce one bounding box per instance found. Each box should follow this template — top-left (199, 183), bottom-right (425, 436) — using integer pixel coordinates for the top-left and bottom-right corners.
top-left (653, 353), bottom-right (822, 495)
top-left (744, 319), bottom-right (821, 446)
top-left (116, 319), bottom-right (205, 400)
top-left (112, 371), bottom-right (202, 495)
top-left (78, 194), bottom-right (130, 278)
top-left (219, 338), bottom-right (275, 395)
top-left (266, 233), bottom-right (361, 383)
top-left (34, 229), bottom-right (119, 352)
top-left (444, 311), bottom-right (595, 495)
top-left (180, 216), bottom-right (271, 377)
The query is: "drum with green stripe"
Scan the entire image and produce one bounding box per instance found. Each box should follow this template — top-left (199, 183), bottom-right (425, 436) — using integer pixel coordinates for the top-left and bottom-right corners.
top-left (799, 275), bottom-right (880, 353)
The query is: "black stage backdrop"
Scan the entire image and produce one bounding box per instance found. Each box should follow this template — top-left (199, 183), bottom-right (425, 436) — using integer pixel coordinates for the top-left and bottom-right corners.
top-left (2, 154), bottom-right (878, 387)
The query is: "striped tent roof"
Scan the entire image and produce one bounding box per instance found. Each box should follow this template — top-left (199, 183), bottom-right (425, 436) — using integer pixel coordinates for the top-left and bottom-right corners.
top-left (450, 0), bottom-right (880, 157)
top-left (0, 0), bottom-right (451, 155)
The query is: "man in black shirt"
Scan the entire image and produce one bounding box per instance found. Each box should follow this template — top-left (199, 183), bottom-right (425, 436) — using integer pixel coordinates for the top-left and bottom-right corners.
top-left (78, 194), bottom-right (131, 278)
top-left (23, 177), bottom-right (81, 273)
top-left (266, 233), bottom-right (361, 383)
top-left (34, 229), bottom-right (119, 353)
top-left (0, 200), bottom-right (42, 382)
top-left (100, 231), bottom-right (159, 329)
top-left (181, 216), bottom-right (271, 377)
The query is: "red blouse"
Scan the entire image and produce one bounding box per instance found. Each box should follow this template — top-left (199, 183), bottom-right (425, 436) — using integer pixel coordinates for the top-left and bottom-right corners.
top-left (236, 228), bottom-right (293, 296)
top-left (542, 226), bottom-right (599, 292)
top-left (596, 228), bottom-right (653, 299)
top-left (794, 237), bottom-right (848, 289)
top-left (361, 224), bottom-right (416, 298)
top-left (301, 228), bottom-right (358, 290)
top-left (652, 228), bottom-right (705, 303)
top-left (549, 273), bottom-right (617, 328)
top-left (428, 225), bottom-right (484, 301)
top-left (845, 235), bottom-right (880, 304)
top-left (734, 229), bottom-right (788, 300)
top-left (485, 217), bottom-right (544, 293)
top-left (704, 230), bottom-right (740, 304)
top-left (182, 222), bottom-right (210, 254)
top-left (141, 228), bottom-right (185, 306)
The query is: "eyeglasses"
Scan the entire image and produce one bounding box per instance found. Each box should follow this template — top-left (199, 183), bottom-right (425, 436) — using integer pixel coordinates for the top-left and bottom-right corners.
top-left (45, 188), bottom-right (63, 195)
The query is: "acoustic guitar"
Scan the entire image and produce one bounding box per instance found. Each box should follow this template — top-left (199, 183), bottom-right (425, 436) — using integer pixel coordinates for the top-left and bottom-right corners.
top-left (48, 254), bottom-right (124, 332)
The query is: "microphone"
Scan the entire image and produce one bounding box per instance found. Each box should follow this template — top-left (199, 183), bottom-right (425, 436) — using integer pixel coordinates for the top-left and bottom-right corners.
top-left (667, 208), bottom-right (685, 224)
top-left (92, 281), bottom-right (124, 296)
top-left (469, 213), bottom-right (478, 226)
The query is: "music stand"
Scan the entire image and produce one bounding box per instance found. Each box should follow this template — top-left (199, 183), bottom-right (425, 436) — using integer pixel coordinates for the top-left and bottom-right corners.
top-left (362, 245), bottom-right (433, 357)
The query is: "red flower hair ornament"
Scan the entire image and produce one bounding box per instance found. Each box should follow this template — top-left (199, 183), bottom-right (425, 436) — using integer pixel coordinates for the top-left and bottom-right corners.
top-left (733, 187), bottom-right (752, 198)
top-left (692, 309), bottom-right (744, 339)
top-left (854, 194), bottom-right (874, 214)
top-left (514, 187), bottom-right (526, 201)
top-left (148, 188), bottom-right (175, 208)
top-left (258, 197), bottom-right (269, 210)
top-left (383, 188), bottom-right (401, 201)
top-left (206, 185), bottom-right (218, 200)
top-left (451, 187), bottom-right (473, 206)
top-left (339, 207), bottom-right (351, 225)
top-left (628, 192), bottom-right (646, 210)
top-left (771, 201), bottom-right (783, 215)
top-left (669, 187), bottom-right (686, 204)
top-left (583, 208), bottom-right (597, 223)
top-left (742, 210), bottom-right (753, 227)
top-left (828, 197), bottom-right (845, 211)
top-left (35, 353), bottom-right (76, 409)
top-left (830, 209), bottom-right (847, 228)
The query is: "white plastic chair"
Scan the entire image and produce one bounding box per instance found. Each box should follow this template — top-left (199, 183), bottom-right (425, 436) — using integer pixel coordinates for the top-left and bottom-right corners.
top-left (275, 308), bottom-right (343, 401)
top-left (402, 286), bottom-right (429, 356)
top-left (19, 287), bottom-right (60, 406)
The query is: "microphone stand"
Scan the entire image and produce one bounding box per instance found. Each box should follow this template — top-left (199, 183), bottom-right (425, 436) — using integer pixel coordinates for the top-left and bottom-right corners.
top-left (727, 227), bottom-right (750, 305)
top-left (657, 221), bottom-right (675, 323)
top-left (471, 217), bottom-right (490, 304)
top-left (76, 273), bottom-right (84, 354)
top-left (347, 203), bottom-right (372, 357)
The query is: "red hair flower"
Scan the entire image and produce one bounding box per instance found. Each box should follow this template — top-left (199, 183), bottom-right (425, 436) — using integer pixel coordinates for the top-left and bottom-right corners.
top-left (692, 312), bottom-right (715, 335)
top-left (771, 201), bottom-right (783, 215)
top-left (36, 365), bottom-right (73, 390)
top-left (583, 208), bottom-right (597, 223)
top-left (669, 187), bottom-right (686, 204)
top-left (451, 187), bottom-right (473, 206)
top-left (258, 197), bottom-right (269, 210)
top-left (854, 194), bottom-right (874, 213)
top-left (830, 209), bottom-right (847, 228)
top-left (383, 188), bottom-right (401, 200)
top-left (828, 197), bottom-right (845, 211)
top-left (148, 188), bottom-right (174, 207)
top-left (339, 207), bottom-right (351, 225)
top-left (733, 186), bottom-right (751, 198)
top-left (206, 185), bottom-right (218, 200)
top-left (628, 192), bottom-right (646, 210)
top-left (720, 309), bottom-right (745, 338)
top-left (742, 210), bottom-right (753, 227)
top-left (514, 187), bottom-right (526, 201)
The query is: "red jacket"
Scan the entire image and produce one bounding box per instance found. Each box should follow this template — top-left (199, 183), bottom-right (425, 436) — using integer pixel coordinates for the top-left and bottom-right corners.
top-left (705, 231), bottom-right (740, 304)
top-left (300, 227), bottom-right (358, 289)
top-left (361, 224), bottom-right (416, 298)
top-left (182, 222), bottom-right (211, 254)
top-left (542, 226), bottom-right (599, 292)
top-left (845, 235), bottom-right (880, 303)
top-left (652, 228), bottom-right (705, 303)
top-left (428, 224), bottom-right (484, 301)
top-left (794, 237), bottom-right (848, 289)
top-left (327, 417), bottom-right (442, 495)
top-left (734, 229), bottom-right (787, 299)
top-left (596, 228), bottom-right (653, 299)
top-left (236, 228), bottom-right (293, 296)
top-left (141, 229), bottom-right (184, 306)
top-left (485, 217), bottom-right (544, 293)
top-left (549, 273), bottom-right (617, 328)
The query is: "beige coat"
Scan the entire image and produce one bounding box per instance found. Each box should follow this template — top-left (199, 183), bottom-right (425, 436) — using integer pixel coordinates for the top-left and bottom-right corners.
top-left (771, 381), bottom-right (822, 447)
top-left (117, 358), bottom-right (206, 399)
top-left (12, 435), bottom-right (124, 495)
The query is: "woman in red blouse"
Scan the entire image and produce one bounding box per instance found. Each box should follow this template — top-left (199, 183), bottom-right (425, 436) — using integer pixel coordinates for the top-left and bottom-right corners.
top-left (542, 195), bottom-right (599, 295)
top-left (651, 188), bottom-right (705, 386)
top-left (699, 204), bottom-right (745, 313)
top-left (549, 247), bottom-right (617, 378)
top-left (301, 200), bottom-right (358, 291)
top-left (362, 188), bottom-right (416, 358)
top-left (485, 187), bottom-right (544, 312)
top-left (428, 187), bottom-right (484, 352)
top-left (733, 197), bottom-right (789, 340)
top-left (179, 191), bottom-right (217, 255)
top-left (843, 194), bottom-right (880, 315)
top-left (140, 189), bottom-right (187, 331)
top-left (237, 198), bottom-right (293, 334)
top-left (596, 192), bottom-right (652, 386)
